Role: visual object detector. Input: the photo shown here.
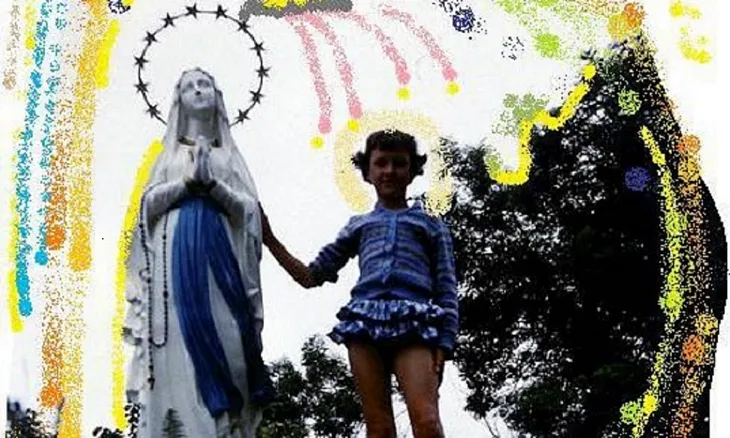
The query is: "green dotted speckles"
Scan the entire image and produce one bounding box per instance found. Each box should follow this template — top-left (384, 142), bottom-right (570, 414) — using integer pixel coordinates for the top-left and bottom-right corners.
top-left (535, 32), bottom-right (561, 58)
top-left (493, 93), bottom-right (549, 137)
top-left (619, 89), bottom-right (642, 115)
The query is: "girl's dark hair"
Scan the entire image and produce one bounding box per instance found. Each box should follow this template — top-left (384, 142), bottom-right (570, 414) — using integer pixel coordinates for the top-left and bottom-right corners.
top-left (351, 129), bottom-right (427, 181)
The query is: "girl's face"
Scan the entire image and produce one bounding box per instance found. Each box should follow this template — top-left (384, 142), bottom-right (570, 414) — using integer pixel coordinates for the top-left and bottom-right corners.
top-left (179, 70), bottom-right (216, 116)
top-left (367, 147), bottom-right (412, 203)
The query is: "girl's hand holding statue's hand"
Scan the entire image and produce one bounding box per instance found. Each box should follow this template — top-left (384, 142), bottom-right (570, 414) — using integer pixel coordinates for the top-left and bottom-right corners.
top-left (258, 203), bottom-right (274, 248)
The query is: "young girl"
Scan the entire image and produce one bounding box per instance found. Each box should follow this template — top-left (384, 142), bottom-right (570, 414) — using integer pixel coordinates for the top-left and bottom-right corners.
top-left (260, 130), bottom-right (458, 438)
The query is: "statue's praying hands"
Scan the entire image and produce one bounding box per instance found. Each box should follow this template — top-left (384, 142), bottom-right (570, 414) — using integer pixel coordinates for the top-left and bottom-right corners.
top-left (184, 137), bottom-right (216, 193)
top-left (197, 139), bottom-right (214, 187)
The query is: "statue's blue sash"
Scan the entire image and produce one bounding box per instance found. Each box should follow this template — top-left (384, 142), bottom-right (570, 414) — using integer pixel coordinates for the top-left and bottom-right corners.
top-left (172, 196), bottom-right (269, 416)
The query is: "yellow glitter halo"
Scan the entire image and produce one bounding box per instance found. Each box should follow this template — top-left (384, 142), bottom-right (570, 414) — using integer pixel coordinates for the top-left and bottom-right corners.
top-left (333, 110), bottom-right (453, 216)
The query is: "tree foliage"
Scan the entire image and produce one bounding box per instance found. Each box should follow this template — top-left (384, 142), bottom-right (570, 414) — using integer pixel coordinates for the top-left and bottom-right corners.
top-left (260, 335), bottom-right (363, 438)
top-left (6, 401), bottom-right (51, 438)
top-left (443, 35), bottom-right (726, 437)
top-left (6, 340), bottom-right (360, 438)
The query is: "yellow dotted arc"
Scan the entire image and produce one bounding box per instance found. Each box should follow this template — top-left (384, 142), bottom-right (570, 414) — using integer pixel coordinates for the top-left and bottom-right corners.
top-left (485, 63), bottom-right (596, 186)
top-left (619, 126), bottom-right (688, 437)
top-left (111, 139), bottom-right (165, 429)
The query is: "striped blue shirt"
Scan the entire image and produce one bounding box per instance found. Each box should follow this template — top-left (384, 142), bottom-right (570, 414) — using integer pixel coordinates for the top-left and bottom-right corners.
top-left (309, 201), bottom-right (459, 352)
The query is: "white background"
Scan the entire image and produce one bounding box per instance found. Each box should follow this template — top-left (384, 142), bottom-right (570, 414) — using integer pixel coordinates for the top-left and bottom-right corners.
top-left (0, 0), bottom-right (728, 436)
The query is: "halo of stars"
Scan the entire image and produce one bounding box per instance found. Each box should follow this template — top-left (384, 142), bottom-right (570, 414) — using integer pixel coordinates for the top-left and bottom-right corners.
top-left (134, 4), bottom-right (270, 127)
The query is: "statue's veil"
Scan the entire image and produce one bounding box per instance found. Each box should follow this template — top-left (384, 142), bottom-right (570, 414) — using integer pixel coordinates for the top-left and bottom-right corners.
top-left (148, 67), bottom-right (259, 200)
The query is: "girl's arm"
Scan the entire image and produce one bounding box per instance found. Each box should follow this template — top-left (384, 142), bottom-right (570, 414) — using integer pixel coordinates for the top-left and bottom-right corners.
top-left (260, 205), bottom-right (358, 289)
top-left (265, 233), bottom-right (318, 289)
top-left (259, 205), bottom-right (317, 288)
top-left (432, 220), bottom-right (459, 358)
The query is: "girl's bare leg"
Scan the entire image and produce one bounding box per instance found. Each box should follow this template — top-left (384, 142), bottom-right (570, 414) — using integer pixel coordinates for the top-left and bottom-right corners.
top-left (393, 345), bottom-right (444, 438)
top-left (348, 341), bottom-right (397, 438)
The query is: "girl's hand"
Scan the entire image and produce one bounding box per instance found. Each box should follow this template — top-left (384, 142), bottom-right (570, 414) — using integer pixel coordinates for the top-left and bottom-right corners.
top-left (258, 203), bottom-right (274, 247)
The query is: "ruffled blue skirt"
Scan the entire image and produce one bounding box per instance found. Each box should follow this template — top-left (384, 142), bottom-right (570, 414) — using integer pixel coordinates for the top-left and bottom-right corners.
top-left (328, 298), bottom-right (446, 347)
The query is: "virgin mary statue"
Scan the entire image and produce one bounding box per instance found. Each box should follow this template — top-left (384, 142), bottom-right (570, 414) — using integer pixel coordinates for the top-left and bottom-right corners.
top-left (123, 68), bottom-right (272, 438)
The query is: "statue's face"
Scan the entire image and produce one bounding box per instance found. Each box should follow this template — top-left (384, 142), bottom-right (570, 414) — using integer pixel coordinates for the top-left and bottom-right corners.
top-left (179, 70), bottom-right (216, 116)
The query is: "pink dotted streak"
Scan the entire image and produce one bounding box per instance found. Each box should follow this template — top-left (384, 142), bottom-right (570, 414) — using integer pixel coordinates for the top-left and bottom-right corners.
top-left (287, 17), bottom-right (333, 134)
top-left (298, 13), bottom-right (362, 120)
top-left (380, 5), bottom-right (457, 81)
top-left (334, 11), bottom-right (411, 86)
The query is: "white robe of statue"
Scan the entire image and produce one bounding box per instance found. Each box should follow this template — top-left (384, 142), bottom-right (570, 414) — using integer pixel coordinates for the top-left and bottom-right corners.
top-left (123, 68), bottom-right (266, 438)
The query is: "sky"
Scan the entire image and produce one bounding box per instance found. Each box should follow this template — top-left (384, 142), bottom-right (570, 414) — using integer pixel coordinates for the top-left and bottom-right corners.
top-left (0, 0), bottom-right (728, 436)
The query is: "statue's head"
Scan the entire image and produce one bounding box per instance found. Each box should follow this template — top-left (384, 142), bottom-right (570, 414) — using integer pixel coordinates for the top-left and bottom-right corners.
top-left (177, 68), bottom-right (217, 119)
